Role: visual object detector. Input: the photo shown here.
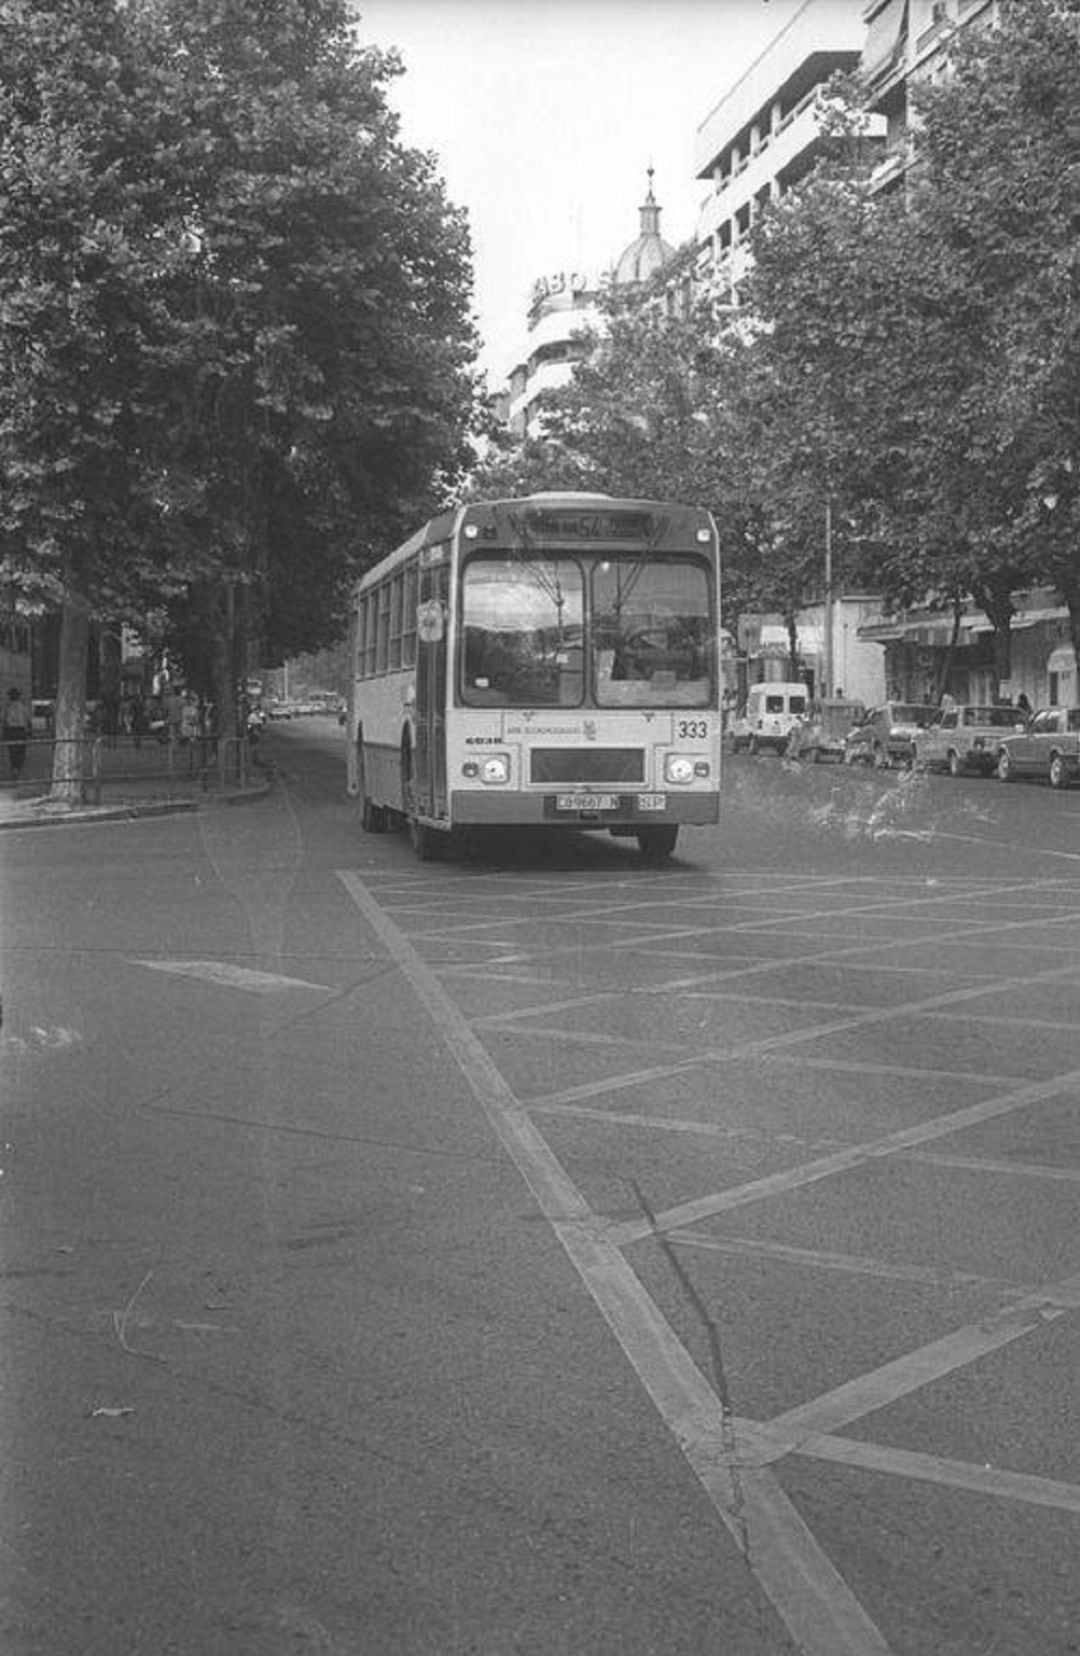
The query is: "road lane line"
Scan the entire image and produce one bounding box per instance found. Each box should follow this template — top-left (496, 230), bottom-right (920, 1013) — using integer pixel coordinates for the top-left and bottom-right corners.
top-left (529, 957), bottom-right (1080, 1113)
top-left (787, 1435), bottom-right (1080, 1515)
top-left (765, 1270), bottom-right (1080, 1444)
top-left (670, 1232), bottom-right (1023, 1296)
top-left (605, 1066), bottom-right (1080, 1246)
top-left (336, 869), bottom-right (895, 1656)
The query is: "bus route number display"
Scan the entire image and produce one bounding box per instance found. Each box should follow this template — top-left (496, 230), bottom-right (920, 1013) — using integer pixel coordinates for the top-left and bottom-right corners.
top-left (522, 509), bottom-right (653, 542)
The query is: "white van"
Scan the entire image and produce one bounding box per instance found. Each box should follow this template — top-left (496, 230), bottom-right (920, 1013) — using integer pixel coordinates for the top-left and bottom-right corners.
top-left (730, 682), bottom-right (809, 754)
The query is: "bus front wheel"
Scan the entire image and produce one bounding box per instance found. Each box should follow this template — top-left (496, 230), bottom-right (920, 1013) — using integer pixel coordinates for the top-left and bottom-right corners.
top-left (408, 815), bottom-right (443, 861)
top-left (637, 825), bottom-right (678, 863)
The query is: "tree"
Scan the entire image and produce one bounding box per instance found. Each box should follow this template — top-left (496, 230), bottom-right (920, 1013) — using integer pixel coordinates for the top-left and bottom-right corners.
top-left (465, 265), bottom-right (766, 634)
top-left (0, 0), bottom-right (480, 793)
top-left (910, 0), bottom-right (1080, 675)
top-left (0, 0), bottom-right (199, 796)
top-left (146, 0), bottom-right (480, 735)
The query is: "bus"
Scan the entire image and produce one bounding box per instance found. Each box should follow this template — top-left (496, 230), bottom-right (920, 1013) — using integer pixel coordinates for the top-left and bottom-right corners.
top-left (344, 491), bottom-right (722, 862)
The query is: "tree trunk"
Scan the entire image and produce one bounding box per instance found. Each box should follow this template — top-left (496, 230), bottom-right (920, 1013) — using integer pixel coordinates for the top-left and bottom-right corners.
top-left (972, 580), bottom-right (1014, 697)
top-left (209, 579), bottom-right (239, 747)
top-left (51, 593), bottom-right (91, 804)
top-left (934, 598), bottom-right (964, 703)
top-left (786, 612), bottom-right (800, 682)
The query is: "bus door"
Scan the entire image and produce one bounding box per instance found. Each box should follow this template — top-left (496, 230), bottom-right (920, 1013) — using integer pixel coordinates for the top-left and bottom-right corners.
top-left (414, 549), bottom-right (450, 820)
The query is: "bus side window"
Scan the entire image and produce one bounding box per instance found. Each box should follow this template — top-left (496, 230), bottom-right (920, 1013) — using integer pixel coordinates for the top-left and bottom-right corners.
top-left (375, 583), bottom-right (391, 674)
top-left (402, 564), bottom-right (418, 667)
top-left (389, 575), bottom-right (404, 670)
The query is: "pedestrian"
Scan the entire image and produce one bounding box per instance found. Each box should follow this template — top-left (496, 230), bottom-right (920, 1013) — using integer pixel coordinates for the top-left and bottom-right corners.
top-left (2, 687), bottom-right (31, 781)
top-left (1016, 691), bottom-right (1032, 716)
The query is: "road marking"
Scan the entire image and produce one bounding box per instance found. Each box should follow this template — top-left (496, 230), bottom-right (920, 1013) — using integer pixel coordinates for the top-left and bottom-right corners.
top-left (337, 868), bottom-right (895, 1656)
top-left (787, 1434), bottom-right (1080, 1515)
top-left (605, 1066), bottom-right (1080, 1246)
top-left (529, 956), bottom-right (1080, 1112)
top-left (132, 959), bottom-right (327, 994)
top-left (670, 1231), bottom-right (1023, 1296)
top-left (766, 1269), bottom-right (1080, 1444)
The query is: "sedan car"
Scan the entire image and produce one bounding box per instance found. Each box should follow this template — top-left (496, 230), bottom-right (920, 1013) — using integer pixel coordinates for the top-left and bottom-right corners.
top-left (914, 704), bottom-right (1029, 777)
top-left (996, 706), bottom-right (1080, 789)
top-left (843, 702), bottom-right (938, 769)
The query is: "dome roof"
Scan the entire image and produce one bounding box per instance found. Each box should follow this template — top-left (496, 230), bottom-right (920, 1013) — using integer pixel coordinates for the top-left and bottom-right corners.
top-left (613, 169), bottom-right (675, 287)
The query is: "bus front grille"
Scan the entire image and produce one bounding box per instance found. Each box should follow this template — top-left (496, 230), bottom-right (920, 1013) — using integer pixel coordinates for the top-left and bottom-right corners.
top-left (530, 748), bottom-right (645, 784)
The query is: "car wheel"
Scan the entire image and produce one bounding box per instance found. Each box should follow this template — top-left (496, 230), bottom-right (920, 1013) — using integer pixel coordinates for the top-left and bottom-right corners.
top-left (996, 748), bottom-right (1013, 782)
top-left (1048, 752), bottom-right (1070, 790)
top-left (947, 749), bottom-right (963, 778)
top-left (637, 825), bottom-right (678, 862)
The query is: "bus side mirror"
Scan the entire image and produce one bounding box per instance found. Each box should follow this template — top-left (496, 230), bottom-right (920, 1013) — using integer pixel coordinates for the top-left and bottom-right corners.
top-left (417, 600), bottom-right (444, 644)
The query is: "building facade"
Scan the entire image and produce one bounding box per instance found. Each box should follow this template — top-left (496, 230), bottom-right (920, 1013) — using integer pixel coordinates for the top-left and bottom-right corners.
top-left (862, 0), bottom-right (998, 194)
top-left (502, 174), bottom-right (677, 438)
top-left (693, 0), bottom-right (871, 303)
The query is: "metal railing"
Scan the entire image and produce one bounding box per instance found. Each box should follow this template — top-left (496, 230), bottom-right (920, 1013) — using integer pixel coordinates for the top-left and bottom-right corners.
top-left (1, 734), bottom-right (253, 805)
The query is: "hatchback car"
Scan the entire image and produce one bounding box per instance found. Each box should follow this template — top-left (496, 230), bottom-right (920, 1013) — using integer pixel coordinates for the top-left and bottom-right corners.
top-left (996, 706), bottom-right (1080, 789)
top-left (914, 704), bottom-right (1029, 777)
top-left (844, 702), bottom-right (938, 768)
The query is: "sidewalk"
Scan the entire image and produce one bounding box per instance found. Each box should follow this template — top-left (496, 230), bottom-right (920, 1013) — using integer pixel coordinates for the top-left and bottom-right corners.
top-left (0, 737), bottom-right (273, 829)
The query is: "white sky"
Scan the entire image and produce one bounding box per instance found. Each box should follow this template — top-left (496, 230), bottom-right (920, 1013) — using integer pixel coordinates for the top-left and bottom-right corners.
top-left (352, 0), bottom-right (808, 383)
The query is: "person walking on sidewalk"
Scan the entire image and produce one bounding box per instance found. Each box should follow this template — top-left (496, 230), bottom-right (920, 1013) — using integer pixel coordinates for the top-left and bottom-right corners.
top-left (2, 688), bottom-right (30, 781)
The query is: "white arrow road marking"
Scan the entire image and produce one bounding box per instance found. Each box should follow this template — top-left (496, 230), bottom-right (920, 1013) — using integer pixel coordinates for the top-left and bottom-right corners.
top-left (131, 960), bottom-right (327, 994)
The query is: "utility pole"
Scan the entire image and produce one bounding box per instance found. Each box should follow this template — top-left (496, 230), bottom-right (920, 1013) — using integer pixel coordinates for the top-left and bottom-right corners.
top-left (823, 498), bottom-right (834, 698)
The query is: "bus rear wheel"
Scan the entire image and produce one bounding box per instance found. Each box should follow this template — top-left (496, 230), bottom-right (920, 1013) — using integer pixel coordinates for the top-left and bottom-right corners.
top-left (637, 825), bottom-right (678, 862)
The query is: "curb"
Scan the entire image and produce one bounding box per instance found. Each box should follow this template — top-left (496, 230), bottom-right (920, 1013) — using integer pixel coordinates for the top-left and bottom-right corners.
top-left (0, 775), bottom-right (273, 831)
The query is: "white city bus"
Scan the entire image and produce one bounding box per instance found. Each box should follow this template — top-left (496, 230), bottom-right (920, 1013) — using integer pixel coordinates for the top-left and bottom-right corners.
top-left (344, 492), bottom-right (722, 861)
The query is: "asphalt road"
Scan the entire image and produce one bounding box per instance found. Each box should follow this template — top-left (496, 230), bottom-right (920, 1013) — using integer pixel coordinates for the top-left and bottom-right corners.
top-left (2, 722), bottom-right (1078, 1656)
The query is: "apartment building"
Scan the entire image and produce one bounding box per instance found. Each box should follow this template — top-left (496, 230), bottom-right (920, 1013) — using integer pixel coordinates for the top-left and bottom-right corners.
top-left (863, 0), bottom-right (997, 192)
top-left (693, 0), bottom-right (870, 303)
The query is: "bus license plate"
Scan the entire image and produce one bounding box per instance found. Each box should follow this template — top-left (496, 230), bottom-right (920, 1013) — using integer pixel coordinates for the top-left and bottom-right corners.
top-left (637, 793), bottom-right (666, 811)
top-left (556, 793), bottom-right (617, 812)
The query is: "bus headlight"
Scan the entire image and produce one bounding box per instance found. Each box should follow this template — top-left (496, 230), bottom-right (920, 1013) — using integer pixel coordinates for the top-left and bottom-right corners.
top-left (480, 753), bottom-right (511, 785)
top-left (664, 754), bottom-right (695, 784)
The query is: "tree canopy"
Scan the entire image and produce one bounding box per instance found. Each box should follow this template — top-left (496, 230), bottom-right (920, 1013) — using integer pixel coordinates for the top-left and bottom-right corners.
top-left (0, 0), bottom-right (480, 779)
top-left (472, 0), bottom-right (1080, 694)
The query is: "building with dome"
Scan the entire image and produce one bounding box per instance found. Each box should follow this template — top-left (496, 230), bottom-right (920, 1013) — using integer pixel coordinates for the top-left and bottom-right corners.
top-left (502, 173), bottom-right (679, 437)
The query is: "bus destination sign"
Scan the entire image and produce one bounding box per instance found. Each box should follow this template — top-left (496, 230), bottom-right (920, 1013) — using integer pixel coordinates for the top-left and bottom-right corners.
top-left (522, 509), bottom-right (654, 542)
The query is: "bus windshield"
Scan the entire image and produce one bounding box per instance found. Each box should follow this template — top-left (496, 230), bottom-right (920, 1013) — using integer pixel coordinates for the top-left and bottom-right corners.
top-left (462, 557), bottom-right (585, 707)
top-left (461, 553), bottom-right (712, 709)
top-left (592, 557), bottom-right (711, 708)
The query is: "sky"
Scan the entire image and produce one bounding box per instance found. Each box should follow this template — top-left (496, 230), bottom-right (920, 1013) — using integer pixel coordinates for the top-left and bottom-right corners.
top-left (351, 0), bottom-right (811, 383)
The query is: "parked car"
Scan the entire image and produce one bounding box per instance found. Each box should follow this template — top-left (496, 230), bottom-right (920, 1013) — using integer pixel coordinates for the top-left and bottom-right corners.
top-left (730, 682), bottom-right (810, 754)
top-left (914, 704), bottom-right (1029, 777)
top-left (996, 706), bottom-right (1080, 788)
top-left (786, 698), bottom-right (866, 763)
top-left (843, 702), bottom-right (939, 768)
top-left (31, 698), bottom-right (55, 733)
